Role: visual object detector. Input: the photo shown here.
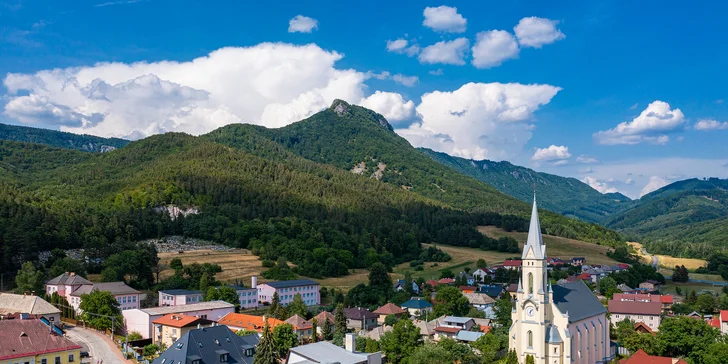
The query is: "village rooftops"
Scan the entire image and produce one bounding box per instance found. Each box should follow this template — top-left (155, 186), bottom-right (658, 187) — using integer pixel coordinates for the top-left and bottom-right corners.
top-left (619, 349), bottom-right (687, 364)
top-left (70, 281), bottom-right (139, 296)
top-left (152, 314), bottom-right (213, 328)
top-left (0, 319), bottom-right (82, 360)
top-left (218, 313), bottom-right (285, 332)
top-left (608, 299), bottom-right (662, 316)
top-left (260, 279), bottom-right (319, 289)
top-left (45, 272), bottom-right (92, 286)
top-left (0, 293), bottom-right (60, 316)
top-left (373, 303), bottom-right (407, 316)
top-left (503, 260), bottom-right (522, 267)
top-left (140, 301), bottom-right (235, 316)
top-left (313, 311), bottom-right (335, 324)
top-left (286, 341), bottom-right (378, 364)
top-left (151, 325), bottom-right (259, 364)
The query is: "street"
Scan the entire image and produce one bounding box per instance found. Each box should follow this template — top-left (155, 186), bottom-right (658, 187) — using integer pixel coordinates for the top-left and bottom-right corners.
top-left (65, 326), bottom-right (126, 364)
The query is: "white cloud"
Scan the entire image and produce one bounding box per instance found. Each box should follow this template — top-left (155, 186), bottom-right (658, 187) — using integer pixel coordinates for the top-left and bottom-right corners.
top-left (593, 101), bottom-right (685, 145)
top-left (625, 178), bottom-right (635, 185)
top-left (532, 145), bottom-right (571, 161)
top-left (288, 15), bottom-right (318, 33)
top-left (513, 17), bottom-right (565, 48)
top-left (640, 176), bottom-right (669, 197)
top-left (629, 103), bottom-right (639, 110)
top-left (429, 69), bottom-right (444, 76)
top-left (471, 30), bottom-right (520, 69)
top-left (576, 155), bottom-right (599, 164)
top-left (423, 6), bottom-right (467, 33)
top-left (419, 38), bottom-right (469, 65)
top-left (359, 91), bottom-right (415, 124)
top-left (2, 43), bottom-right (380, 139)
top-left (392, 74), bottom-right (419, 87)
top-left (579, 167), bottom-right (594, 174)
top-left (396, 82), bottom-right (561, 160)
top-left (695, 119), bottom-right (728, 130)
top-left (582, 176), bottom-right (618, 194)
top-left (386, 39), bottom-right (420, 56)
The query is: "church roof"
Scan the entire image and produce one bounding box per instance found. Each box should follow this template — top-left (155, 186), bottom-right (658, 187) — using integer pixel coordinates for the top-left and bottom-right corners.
top-left (522, 194), bottom-right (545, 260)
top-left (545, 325), bottom-right (562, 343)
top-left (553, 281), bottom-right (606, 323)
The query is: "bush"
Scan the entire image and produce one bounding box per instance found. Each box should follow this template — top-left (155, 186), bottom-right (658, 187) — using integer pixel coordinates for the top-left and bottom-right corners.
top-left (414, 265), bottom-right (424, 271)
top-left (262, 260), bottom-right (276, 268)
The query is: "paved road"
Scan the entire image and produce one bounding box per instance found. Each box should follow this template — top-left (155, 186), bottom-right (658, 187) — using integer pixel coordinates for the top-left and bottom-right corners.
top-left (65, 327), bottom-right (125, 364)
top-left (640, 247), bottom-right (659, 269)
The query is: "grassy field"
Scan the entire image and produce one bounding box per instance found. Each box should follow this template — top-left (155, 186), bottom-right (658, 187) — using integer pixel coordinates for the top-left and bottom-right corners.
top-left (662, 281), bottom-right (725, 295)
top-left (628, 242), bottom-right (707, 270)
top-left (158, 249), bottom-right (264, 283)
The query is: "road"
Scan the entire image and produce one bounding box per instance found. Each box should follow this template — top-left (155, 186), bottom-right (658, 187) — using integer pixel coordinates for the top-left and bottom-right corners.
top-left (65, 326), bottom-right (125, 364)
top-left (640, 247), bottom-right (658, 269)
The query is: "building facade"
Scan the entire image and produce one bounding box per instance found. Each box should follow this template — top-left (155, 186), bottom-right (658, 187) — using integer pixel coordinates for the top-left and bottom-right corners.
top-left (607, 300), bottom-right (662, 332)
top-left (152, 314), bottom-right (214, 348)
top-left (123, 301), bottom-right (235, 339)
top-left (0, 319), bottom-right (82, 364)
top-left (0, 293), bottom-right (61, 323)
top-left (509, 196), bottom-right (611, 364)
top-left (46, 273), bottom-right (140, 312)
top-left (158, 289), bottom-right (203, 306)
top-left (257, 279), bottom-right (320, 306)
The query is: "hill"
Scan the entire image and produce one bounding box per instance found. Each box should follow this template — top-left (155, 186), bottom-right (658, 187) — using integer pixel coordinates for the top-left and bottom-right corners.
top-left (418, 147), bottom-right (629, 223)
top-left (0, 122), bottom-right (129, 152)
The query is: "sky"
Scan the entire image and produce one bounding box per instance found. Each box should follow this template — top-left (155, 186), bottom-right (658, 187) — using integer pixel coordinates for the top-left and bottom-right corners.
top-left (1, 0), bottom-right (728, 198)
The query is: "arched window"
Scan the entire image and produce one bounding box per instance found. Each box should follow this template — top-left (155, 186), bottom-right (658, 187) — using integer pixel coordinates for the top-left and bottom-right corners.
top-left (528, 273), bottom-right (533, 294)
top-left (527, 330), bottom-right (533, 348)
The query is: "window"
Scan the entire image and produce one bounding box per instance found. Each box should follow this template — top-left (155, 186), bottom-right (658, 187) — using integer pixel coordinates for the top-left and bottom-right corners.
top-left (69, 354), bottom-right (75, 362)
top-left (41, 359), bottom-right (47, 364)
top-left (55, 357), bottom-right (61, 364)
top-left (527, 330), bottom-right (533, 348)
top-left (554, 347), bottom-right (557, 354)
top-left (528, 273), bottom-right (533, 294)
top-left (220, 354), bottom-right (229, 362)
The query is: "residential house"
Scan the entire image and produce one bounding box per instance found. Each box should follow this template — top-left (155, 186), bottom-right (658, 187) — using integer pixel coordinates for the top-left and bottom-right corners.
top-left (0, 293), bottom-right (61, 323)
top-left (285, 334), bottom-right (382, 364)
top-left (0, 318), bottom-right (81, 364)
top-left (257, 279), bottom-right (320, 306)
top-left (152, 325), bottom-right (259, 364)
top-left (571, 257), bottom-right (586, 266)
top-left (432, 316), bottom-right (475, 342)
top-left (634, 322), bottom-right (655, 335)
top-left (478, 284), bottom-right (504, 298)
top-left (400, 298), bottom-right (433, 317)
top-left (364, 325), bottom-right (392, 341)
top-left (608, 299), bottom-right (662, 332)
top-left (123, 301), bottom-right (235, 339)
top-left (45, 272), bottom-right (91, 298)
top-left (612, 293), bottom-right (674, 312)
top-left (463, 292), bottom-right (496, 311)
top-left (459, 286), bottom-right (477, 294)
top-left (372, 303), bottom-right (407, 324)
top-left (506, 283), bottom-right (519, 298)
top-left (503, 260), bottom-right (522, 270)
top-left (437, 278), bottom-right (455, 285)
top-left (619, 349), bottom-right (687, 364)
top-left (413, 319), bottom-right (435, 341)
top-left (69, 281), bottom-right (140, 311)
top-left (313, 311), bottom-right (335, 335)
top-left (425, 279), bottom-right (440, 288)
top-left (393, 279), bottom-right (419, 294)
top-left (455, 330), bottom-right (484, 343)
top-left (639, 280), bottom-right (662, 292)
top-left (218, 313), bottom-right (285, 333)
top-left (441, 316), bottom-right (475, 330)
top-left (286, 314), bottom-right (313, 339)
top-left (685, 311), bottom-right (702, 319)
top-left (457, 272), bottom-right (475, 285)
top-left (714, 310), bottom-right (728, 335)
top-left (158, 289), bottom-right (203, 307)
top-left (345, 307), bottom-right (378, 331)
top-left (152, 313), bottom-right (214, 348)
top-left (547, 257), bottom-right (566, 266)
top-left (617, 283), bottom-right (635, 293)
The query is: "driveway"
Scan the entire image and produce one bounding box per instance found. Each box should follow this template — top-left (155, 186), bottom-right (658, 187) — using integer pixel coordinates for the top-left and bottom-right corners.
top-left (65, 326), bottom-right (128, 364)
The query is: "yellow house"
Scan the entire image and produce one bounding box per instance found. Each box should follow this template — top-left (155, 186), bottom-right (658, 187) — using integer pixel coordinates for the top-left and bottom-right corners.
top-left (152, 314), bottom-right (214, 348)
top-left (0, 318), bottom-right (82, 364)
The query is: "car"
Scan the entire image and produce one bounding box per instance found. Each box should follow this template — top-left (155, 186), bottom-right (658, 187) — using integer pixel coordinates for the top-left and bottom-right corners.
top-left (80, 352), bottom-right (90, 358)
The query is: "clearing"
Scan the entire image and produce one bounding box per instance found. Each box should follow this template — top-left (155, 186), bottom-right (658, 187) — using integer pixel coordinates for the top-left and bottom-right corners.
top-left (158, 249), bottom-right (264, 283)
top-left (628, 242), bottom-right (707, 270)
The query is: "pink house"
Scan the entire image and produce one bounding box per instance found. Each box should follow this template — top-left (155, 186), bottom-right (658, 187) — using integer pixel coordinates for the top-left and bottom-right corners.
top-left (46, 272), bottom-right (140, 312)
top-left (257, 279), bottom-right (320, 306)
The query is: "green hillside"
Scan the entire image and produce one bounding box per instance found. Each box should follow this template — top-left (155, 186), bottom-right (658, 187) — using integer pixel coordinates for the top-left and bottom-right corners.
top-left (418, 148), bottom-right (630, 223)
top-left (0, 122), bottom-right (129, 152)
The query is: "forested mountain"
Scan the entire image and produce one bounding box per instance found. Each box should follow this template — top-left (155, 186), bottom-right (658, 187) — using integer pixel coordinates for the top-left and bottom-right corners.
top-left (0, 122), bottom-right (129, 152)
top-left (418, 148), bottom-right (629, 223)
top-left (605, 178), bottom-right (728, 257)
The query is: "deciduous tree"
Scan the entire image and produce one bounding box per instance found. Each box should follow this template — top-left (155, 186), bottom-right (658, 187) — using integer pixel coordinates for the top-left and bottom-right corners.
top-left (379, 319), bottom-right (422, 364)
top-left (14, 262), bottom-right (44, 295)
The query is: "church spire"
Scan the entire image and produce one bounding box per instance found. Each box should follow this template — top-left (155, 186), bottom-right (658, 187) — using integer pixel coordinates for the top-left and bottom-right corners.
top-left (522, 193), bottom-right (545, 259)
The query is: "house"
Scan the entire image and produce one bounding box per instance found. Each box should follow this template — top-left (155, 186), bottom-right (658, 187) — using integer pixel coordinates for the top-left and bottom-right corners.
top-left (571, 257), bottom-right (586, 266)
top-left (471, 268), bottom-right (490, 283)
top-left (152, 325), bottom-right (259, 364)
top-left (158, 289), bottom-right (203, 307)
top-left (441, 316), bottom-right (475, 330)
top-left (45, 272), bottom-right (91, 298)
top-left (344, 307), bottom-right (378, 331)
top-left (617, 283), bottom-right (636, 293)
top-left (433, 325), bottom-right (461, 341)
top-left (286, 314), bottom-right (313, 339)
top-left (437, 278), bottom-right (455, 285)
top-left (400, 298), bottom-right (433, 317)
top-left (455, 330), bottom-right (484, 343)
top-left (373, 303), bottom-right (407, 324)
top-left (463, 292), bottom-right (496, 310)
top-left (313, 311), bottom-right (335, 334)
top-left (506, 283), bottom-right (519, 298)
top-left (639, 280), bottom-right (662, 292)
top-left (503, 260), bottom-right (522, 270)
top-left (0, 293), bottom-right (61, 323)
top-left (459, 286), bottom-right (477, 294)
top-left (608, 299), bottom-right (662, 332)
top-left (458, 272), bottom-right (475, 285)
top-left (218, 313), bottom-right (285, 333)
top-left (285, 334), bottom-right (382, 364)
top-left (69, 281), bottom-right (141, 311)
top-left (364, 325), bottom-right (392, 341)
top-left (478, 284), bottom-right (504, 298)
top-left (715, 310), bottom-right (728, 334)
top-left (547, 257), bottom-right (566, 266)
top-left (431, 316), bottom-right (475, 341)
top-left (152, 313), bottom-right (214, 348)
top-left (0, 318), bottom-right (82, 364)
top-left (634, 322), bottom-right (655, 335)
top-left (230, 277), bottom-right (259, 309)
top-left (123, 301), bottom-right (235, 339)
top-left (257, 279), bottom-right (320, 306)
top-left (619, 349), bottom-right (687, 364)
top-left (393, 279), bottom-right (419, 294)
top-left (412, 319), bottom-right (436, 341)
top-left (612, 293), bottom-right (674, 312)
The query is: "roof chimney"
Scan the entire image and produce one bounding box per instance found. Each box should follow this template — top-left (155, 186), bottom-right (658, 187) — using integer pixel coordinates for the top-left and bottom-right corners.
top-left (70, 272), bottom-right (75, 277)
top-left (345, 333), bottom-right (356, 352)
top-left (251, 276), bottom-right (257, 289)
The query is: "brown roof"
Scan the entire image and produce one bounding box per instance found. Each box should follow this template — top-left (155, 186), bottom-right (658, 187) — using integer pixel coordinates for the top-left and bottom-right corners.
top-left (506, 283), bottom-right (519, 292)
top-left (0, 319), bottom-right (82, 360)
top-left (434, 326), bottom-right (461, 333)
top-left (608, 300), bottom-right (662, 315)
top-left (634, 322), bottom-right (654, 335)
top-left (285, 314), bottom-right (312, 330)
top-left (344, 307), bottom-right (377, 320)
top-left (463, 292), bottom-right (496, 306)
top-left (312, 311), bottom-right (335, 325)
top-left (620, 349), bottom-right (687, 364)
top-left (373, 303), bottom-right (406, 316)
top-left (152, 314), bottom-right (212, 328)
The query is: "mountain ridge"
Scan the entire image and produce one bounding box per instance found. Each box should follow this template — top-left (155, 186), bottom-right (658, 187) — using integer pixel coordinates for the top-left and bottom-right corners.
top-left (0, 122), bottom-right (129, 152)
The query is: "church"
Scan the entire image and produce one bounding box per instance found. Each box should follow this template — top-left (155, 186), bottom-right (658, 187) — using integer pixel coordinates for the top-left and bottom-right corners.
top-left (509, 195), bottom-right (612, 364)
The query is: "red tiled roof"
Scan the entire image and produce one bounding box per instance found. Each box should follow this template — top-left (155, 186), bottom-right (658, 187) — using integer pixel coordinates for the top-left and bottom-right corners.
top-left (434, 326), bottom-right (461, 333)
top-left (373, 303), bottom-right (406, 316)
top-left (721, 310), bottom-right (728, 322)
top-left (710, 318), bottom-right (720, 328)
top-left (459, 286), bottom-right (477, 291)
top-left (218, 313), bottom-right (285, 332)
top-left (612, 293), bottom-right (672, 305)
top-left (660, 295), bottom-right (673, 304)
top-left (426, 280), bottom-right (439, 287)
top-left (503, 260), bottom-right (522, 267)
top-left (313, 311), bottom-right (335, 325)
top-left (0, 319), bottom-right (82, 360)
top-left (285, 314), bottom-right (312, 330)
top-left (152, 314), bottom-right (211, 328)
top-left (633, 322), bottom-right (654, 335)
top-left (481, 326), bottom-right (492, 334)
top-left (619, 349), bottom-right (688, 364)
top-left (608, 300), bottom-right (662, 315)
top-left (437, 278), bottom-right (455, 284)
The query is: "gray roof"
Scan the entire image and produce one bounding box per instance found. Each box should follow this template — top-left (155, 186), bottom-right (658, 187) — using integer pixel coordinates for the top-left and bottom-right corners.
top-left (444, 316), bottom-right (473, 324)
top-left (152, 325), bottom-right (259, 364)
top-left (70, 282), bottom-right (139, 297)
top-left (0, 293), bottom-right (60, 316)
top-left (455, 330), bottom-right (483, 342)
top-left (545, 325), bottom-right (562, 343)
top-left (46, 273), bottom-right (92, 286)
top-left (139, 301), bottom-right (235, 316)
top-left (261, 279), bottom-right (319, 289)
top-left (286, 341), bottom-right (372, 364)
top-left (522, 195), bottom-right (545, 260)
top-left (552, 281), bottom-right (607, 323)
top-left (159, 289), bottom-right (203, 296)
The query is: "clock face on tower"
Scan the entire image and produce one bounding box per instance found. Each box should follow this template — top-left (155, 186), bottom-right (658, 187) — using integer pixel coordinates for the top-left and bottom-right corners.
top-left (526, 307), bottom-right (535, 317)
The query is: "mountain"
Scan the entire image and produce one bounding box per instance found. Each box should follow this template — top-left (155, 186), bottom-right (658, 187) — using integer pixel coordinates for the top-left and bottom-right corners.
top-left (604, 192), bottom-right (631, 202)
top-left (418, 148), bottom-right (630, 223)
top-left (0, 122), bottom-right (129, 152)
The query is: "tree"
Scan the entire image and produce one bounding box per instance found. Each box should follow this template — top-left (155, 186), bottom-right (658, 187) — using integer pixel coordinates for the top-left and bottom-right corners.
top-left (334, 304), bottom-right (347, 335)
top-left (439, 269), bottom-right (454, 279)
top-left (254, 319), bottom-right (277, 364)
top-left (598, 277), bottom-right (619, 299)
top-left (269, 292), bottom-right (281, 317)
top-left (379, 319), bottom-right (422, 364)
top-left (311, 319), bottom-right (318, 342)
top-left (368, 262), bottom-right (392, 289)
top-left (473, 331), bottom-right (508, 363)
top-left (287, 293), bottom-right (307, 318)
top-left (236, 329), bottom-right (258, 336)
top-left (526, 354), bottom-right (535, 364)
top-left (79, 290), bottom-right (122, 331)
top-left (696, 293), bottom-right (716, 314)
top-left (48, 257), bottom-right (86, 279)
top-left (272, 323), bottom-right (298, 358)
top-left (477, 258), bottom-right (487, 269)
top-left (621, 333), bottom-right (657, 354)
top-left (672, 265), bottom-right (689, 283)
top-left (433, 286), bottom-right (470, 317)
top-left (322, 316), bottom-right (333, 340)
top-left (500, 350), bottom-right (518, 364)
top-left (143, 344), bottom-right (159, 357)
top-left (655, 316), bottom-right (719, 362)
top-left (205, 286), bottom-right (240, 309)
top-left (14, 262), bottom-right (45, 295)
top-left (687, 290), bottom-right (698, 305)
top-left (128, 331), bottom-right (143, 341)
top-left (409, 344), bottom-right (453, 364)
top-left (384, 314), bottom-right (399, 326)
top-left (169, 257), bottom-right (183, 272)
top-left (612, 318), bottom-right (635, 342)
top-left (199, 272), bottom-right (211, 295)
top-left (494, 297), bottom-right (513, 328)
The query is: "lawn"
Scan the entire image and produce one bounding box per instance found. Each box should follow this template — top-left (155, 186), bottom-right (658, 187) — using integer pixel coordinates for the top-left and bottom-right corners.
top-left (628, 242), bottom-right (707, 270)
top-left (158, 249), bottom-right (264, 283)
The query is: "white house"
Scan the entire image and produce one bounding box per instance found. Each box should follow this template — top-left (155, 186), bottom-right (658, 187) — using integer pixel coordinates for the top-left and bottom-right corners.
top-left (122, 301), bottom-right (235, 339)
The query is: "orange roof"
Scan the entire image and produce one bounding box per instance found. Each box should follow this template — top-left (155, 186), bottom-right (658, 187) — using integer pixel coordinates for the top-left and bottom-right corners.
top-left (218, 313), bottom-right (285, 332)
top-left (480, 326), bottom-right (492, 334)
top-left (434, 326), bottom-right (461, 334)
top-left (620, 349), bottom-right (688, 364)
top-left (660, 295), bottom-right (673, 304)
top-left (373, 303), bottom-right (407, 316)
top-left (438, 278), bottom-right (455, 284)
top-left (152, 314), bottom-right (208, 328)
top-left (709, 318), bottom-right (720, 328)
top-left (721, 310), bottom-right (728, 322)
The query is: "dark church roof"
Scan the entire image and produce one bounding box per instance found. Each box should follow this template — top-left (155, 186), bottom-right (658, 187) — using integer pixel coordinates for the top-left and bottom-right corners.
top-left (152, 325), bottom-right (259, 364)
top-left (552, 281), bottom-right (606, 323)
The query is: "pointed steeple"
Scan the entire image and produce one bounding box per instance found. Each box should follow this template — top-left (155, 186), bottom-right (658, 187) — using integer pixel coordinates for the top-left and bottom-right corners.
top-left (517, 278), bottom-right (523, 293)
top-left (522, 193), bottom-right (545, 259)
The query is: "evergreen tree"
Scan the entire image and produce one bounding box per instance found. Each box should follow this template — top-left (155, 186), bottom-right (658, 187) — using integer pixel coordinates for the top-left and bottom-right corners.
top-left (311, 319), bottom-right (318, 342)
top-left (501, 350), bottom-right (518, 364)
top-left (269, 292), bottom-right (281, 316)
top-left (287, 293), bottom-right (307, 318)
top-left (14, 262), bottom-right (44, 295)
top-left (322, 316), bottom-right (333, 340)
top-left (254, 319), bottom-right (277, 364)
top-left (687, 290), bottom-right (698, 305)
top-left (334, 304), bottom-right (347, 334)
top-left (526, 354), bottom-right (535, 364)
top-left (199, 272), bottom-right (210, 295)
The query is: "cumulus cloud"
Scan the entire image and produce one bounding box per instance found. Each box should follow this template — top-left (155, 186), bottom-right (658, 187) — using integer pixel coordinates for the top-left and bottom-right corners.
top-left (514, 17), bottom-right (565, 48)
top-left (359, 91), bottom-right (415, 124)
top-left (695, 119), bottom-right (728, 130)
top-left (576, 155), bottom-right (599, 164)
top-left (582, 176), bottom-right (618, 194)
top-left (423, 6), bottom-right (467, 33)
top-left (2, 43), bottom-right (377, 139)
top-left (640, 176), bottom-right (669, 197)
top-left (593, 101), bottom-right (685, 145)
top-left (532, 145), bottom-right (571, 161)
top-left (471, 30), bottom-right (520, 69)
top-left (288, 15), bottom-right (318, 33)
top-left (386, 39), bottom-right (420, 56)
top-left (419, 38), bottom-right (469, 65)
top-left (396, 82), bottom-right (561, 160)
top-left (392, 74), bottom-right (419, 87)
top-left (429, 69), bottom-right (444, 76)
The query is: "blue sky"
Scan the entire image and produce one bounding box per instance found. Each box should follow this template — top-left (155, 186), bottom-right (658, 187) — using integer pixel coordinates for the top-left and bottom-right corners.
top-left (1, 0), bottom-right (727, 198)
